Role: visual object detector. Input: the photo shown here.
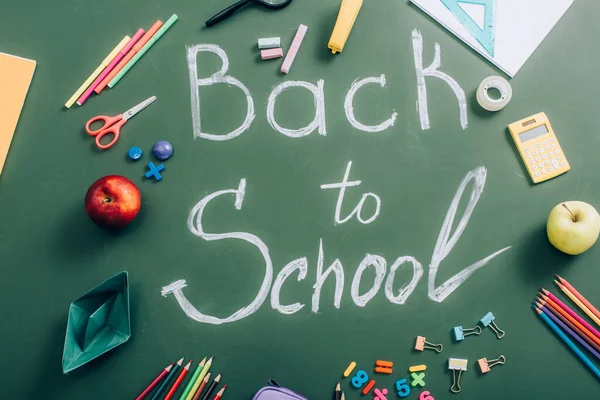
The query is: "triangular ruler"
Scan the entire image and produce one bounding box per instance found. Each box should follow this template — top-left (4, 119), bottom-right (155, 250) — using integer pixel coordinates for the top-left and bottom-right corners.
top-left (441, 0), bottom-right (495, 57)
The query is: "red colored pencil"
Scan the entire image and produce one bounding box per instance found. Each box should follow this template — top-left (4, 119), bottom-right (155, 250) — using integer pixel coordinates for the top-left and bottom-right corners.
top-left (135, 363), bottom-right (173, 400)
top-left (212, 385), bottom-right (227, 400)
top-left (541, 289), bottom-right (600, 340)
top-left (539, 293), bottom-right (600, 347)
top-left (164, 360), bottom-right (193, 400)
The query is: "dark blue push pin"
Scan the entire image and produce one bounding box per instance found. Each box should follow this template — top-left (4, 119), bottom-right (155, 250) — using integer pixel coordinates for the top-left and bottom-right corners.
top-left (145, 162), bottom-right (165, 181)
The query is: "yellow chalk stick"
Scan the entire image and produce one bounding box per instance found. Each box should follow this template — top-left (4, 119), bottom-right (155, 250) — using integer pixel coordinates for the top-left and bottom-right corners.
top-left (328, 0), bottom-right (363, 54)
top-left (409, 365), bottom-right (427, 373)
top-left (343, 361), bottom-right (356, 377)
top-left (64, 36), bottom-right (130, 108)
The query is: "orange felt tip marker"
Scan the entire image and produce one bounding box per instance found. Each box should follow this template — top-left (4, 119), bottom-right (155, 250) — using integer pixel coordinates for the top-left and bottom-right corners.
top-left (95, 20), bottom-right (163, 93)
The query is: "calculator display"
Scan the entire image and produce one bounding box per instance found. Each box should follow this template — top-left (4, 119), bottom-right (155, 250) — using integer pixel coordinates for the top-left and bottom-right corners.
top-left (519, 124), bottom-right (549, 142)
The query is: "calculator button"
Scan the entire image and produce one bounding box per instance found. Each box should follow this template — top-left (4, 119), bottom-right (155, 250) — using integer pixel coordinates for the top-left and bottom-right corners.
top-left (549, 138), bottom-right (554, 142)
top-left (546, 146), bottom-right (551, 150)
top-left (549, 152), bottom-right (554, 156)
top-left (532, 165), bottom-right (538, 170)
top-left (542, 169), bottom-right (547, 174)
top-left (535, 172), bottom-right (541, 177)
top-left (557, 156), bottom-right (563, 160)
top-left (542, 154), bottom-right (548, 159)
top-left (529, 159), bottom-right (535, 164)
top-left (536, 157), bottom-right (541, 161)
top-left (526, 152), bottom-right (532, 158)
top-left (555, 150), bottom-right (561, 155)
top-left (548, 167), bottom-right (553, 172)
top-left (538, 163), bottom-right (544, 168)
top-left (552, 159), bottom-right (560, 168)
top-left (533, 151), bottom-right (539, 156)
top-left (552, 143), bottom-right (557, 148)
top-left (543, 140), bottom-right (548, 144)
top-left (561, 162), bottom-right (566, 166)
top-left (545, 160), bottom-right (550, 165)
top-left (539, 148), bottom-right (545, 153)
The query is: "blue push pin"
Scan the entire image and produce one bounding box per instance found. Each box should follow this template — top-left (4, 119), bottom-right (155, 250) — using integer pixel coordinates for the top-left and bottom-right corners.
top-left (128, 146), bottom-right (143, 161)
top-left (453, 325), bottom-right (481, 341)
top-left (480, 312), bottom-right (505, 339)
top-left (145, 162), bottom-right (165, 181)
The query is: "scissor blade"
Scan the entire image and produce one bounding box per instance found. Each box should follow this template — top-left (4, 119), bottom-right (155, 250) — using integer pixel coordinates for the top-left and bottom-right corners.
top-left (123, 96), bottom-right (157, 120)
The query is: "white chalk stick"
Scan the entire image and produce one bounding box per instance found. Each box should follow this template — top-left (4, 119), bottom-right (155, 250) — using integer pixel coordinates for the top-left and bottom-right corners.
top-left (281, 24), bottom-right (308, 74)
top-left (261, 48), bottom-right (284, 60)
top-left (258, 37), bottom-right (281, 49)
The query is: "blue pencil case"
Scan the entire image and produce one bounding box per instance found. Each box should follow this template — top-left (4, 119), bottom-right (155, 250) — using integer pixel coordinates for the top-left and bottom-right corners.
top-left (252, 380), bottom-right (307, 400)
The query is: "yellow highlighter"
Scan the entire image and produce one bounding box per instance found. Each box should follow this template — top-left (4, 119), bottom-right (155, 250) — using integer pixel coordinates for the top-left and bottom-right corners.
top-left (328, 0), bottom-right (363, 54)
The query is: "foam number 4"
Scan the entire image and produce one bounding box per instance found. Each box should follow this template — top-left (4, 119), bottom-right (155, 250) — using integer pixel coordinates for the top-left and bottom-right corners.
top-left (351, 370), bottom-right (369, 388)
top-left (395, 379), bottom-right (411, 398)
top-left (419, 390), bottom-right (435, 400)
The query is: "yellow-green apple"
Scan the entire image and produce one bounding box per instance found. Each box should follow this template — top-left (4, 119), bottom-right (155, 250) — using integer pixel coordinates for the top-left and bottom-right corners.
top-left (547, 201), bottom-right (600, 255)
top-left (85, 175), bottom-right (141, 229)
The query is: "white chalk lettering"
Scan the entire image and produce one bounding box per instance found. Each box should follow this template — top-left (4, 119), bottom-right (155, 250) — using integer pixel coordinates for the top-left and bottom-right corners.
top-left (320, 161), bottom-right (381, 225)
top-left (271, 257), bottom-right (308, 314)
top-left (351, 254), bottom-right (387, 307)
top-left (312, 239), bottom-right (345, 312)
top-left (344, 75), bottom-right (398, 133)
top-left (385, 256), bottom-right (423, 304)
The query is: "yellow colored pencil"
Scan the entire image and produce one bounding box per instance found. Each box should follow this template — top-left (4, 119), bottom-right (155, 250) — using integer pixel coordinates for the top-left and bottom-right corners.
top-left (185, 356), bottom-right (213, 400)
top-left (556, 280), bottom-right (600, 327)
top-left (64, 36), bottom-right (130, 108)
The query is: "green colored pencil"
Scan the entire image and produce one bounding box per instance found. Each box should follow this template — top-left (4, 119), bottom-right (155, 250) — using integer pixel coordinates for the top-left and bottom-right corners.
top-left (108, 14), bottom-right (178, 88)
top-left (185, 356), bottom-right (213, 400)
top-left (178, 357), bottom-right (206, 400)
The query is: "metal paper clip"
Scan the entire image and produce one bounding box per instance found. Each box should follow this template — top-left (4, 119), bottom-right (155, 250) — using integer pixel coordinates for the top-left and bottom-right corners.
top-left (448, 358), bottom-right (468, 394)
top-left (480, 312), bottom-right (505, 339)
top-left (453, 325), bottom-right (481, 341)
top-left (414, 336), bottom-right (443, 353)
top-left (478, 355), bottom-right (506, 374)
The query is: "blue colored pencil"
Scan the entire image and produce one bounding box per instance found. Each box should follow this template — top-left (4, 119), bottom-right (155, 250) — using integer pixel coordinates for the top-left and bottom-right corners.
top-left (152, 358), bottom-right (184, 400)
top-left (534, 307), bottom-right (600, 379)
top-left (537, 303), bottom-right (600, 361)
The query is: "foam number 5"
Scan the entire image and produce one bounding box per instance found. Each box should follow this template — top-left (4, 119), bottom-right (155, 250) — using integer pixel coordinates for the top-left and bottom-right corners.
top-left (351, 370), bottom-right (369, 388)
top-left (395, 379), bottom-right (411, 398)
top-left (419, 390), bottom-right (435, 400)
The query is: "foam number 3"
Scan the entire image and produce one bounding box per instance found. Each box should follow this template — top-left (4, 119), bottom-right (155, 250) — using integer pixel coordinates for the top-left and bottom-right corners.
top-left (419, 391), bottom-right (435, 400)
top-left (395, 379), bottom-right (411, 398)
top-left (351, 370), bottom-right (369, 388)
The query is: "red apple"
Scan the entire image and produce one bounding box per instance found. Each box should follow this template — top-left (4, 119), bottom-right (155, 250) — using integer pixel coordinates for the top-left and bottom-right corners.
top-left (85, 175), bottom-right (141, 229)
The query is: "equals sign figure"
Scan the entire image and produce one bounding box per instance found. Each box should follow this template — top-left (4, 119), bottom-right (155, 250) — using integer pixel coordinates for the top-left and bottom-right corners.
top-left (375, 360), bottom-right (393, 374)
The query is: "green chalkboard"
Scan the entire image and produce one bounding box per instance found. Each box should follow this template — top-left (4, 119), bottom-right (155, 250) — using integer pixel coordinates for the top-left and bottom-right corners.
top-left (1, 0), bottom-right (600, 398)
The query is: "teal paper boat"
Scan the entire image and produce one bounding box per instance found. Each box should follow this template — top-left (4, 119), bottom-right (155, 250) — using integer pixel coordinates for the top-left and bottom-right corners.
top-left (62, 271), bottom-right (130, 373)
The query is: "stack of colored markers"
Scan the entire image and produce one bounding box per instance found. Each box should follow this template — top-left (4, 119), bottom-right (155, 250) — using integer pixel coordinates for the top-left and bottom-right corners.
top-left (533, 275), bottom-right (600, 380)
top-left (136, 357), bottom-right (227, 400)
top-left (64, 14), bottom-right (178, 109)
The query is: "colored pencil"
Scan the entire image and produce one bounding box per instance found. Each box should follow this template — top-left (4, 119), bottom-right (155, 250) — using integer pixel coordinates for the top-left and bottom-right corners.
top-left (178, 358), bottom-right (206, 400)
top-left (538, 293), bottom-right (600, 347)
top-left (534, 307), bottom-right (600, 379)
top-left (165, 360), bottom-right (193, 400)
top-left (95, 20), bottom-right (164, 93)
top-left (200, 374), bottom-right (221, 400)
top-left (334, 382), bottom-right (341, 400)
top-left (212, 385), bottom-right (227, 400)
top-left (135, 363), bottom-right (173, 400)
top-left (341, 392), bottom-right (345, 400)
top-left (64, 36), bottom-right (130, 108)
top-left (151, 358), bottom-right (183, 400)
top-left (191, 374), bottom-right (211, 400)
top-left (108, 14), bottom-right (179, 88)
top-left (557, 275), bottom-right (600, 323)
top-left (555, 280), bottom-right (600, 327)
top-left (537, 300), bottom-right (600, 354)
top-left (536, 303), bottom-right (600, 361)
top-left (540, 291), bottom-right (600, 343)
top-left (185, 356), bottom-right (213, 400)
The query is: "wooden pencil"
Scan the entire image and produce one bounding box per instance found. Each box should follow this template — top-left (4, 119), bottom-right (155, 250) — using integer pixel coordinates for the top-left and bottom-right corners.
top-left (538, 293), bottom-right (600, 347)
top-left (536, 303), bottom-right (600, 361)
top-left (557, 275), bottom-right (600, 322)
top-left (200, 374), bottom-right (221, 400)
top-left (178, 358), bottom-right (207, 400)
top-left (212, 385), bottom-right (227, 400)
top-left (186, 357), bottom-right (213, 400)
top-left (555, 280), bottom-right (600, 327)
top-left (135, 363), bottom-right (173, 400)
top-left (537, 300), bottom-right (600, 354)
top-left (165, 360), bottom-right (193, 400)
top-left (334, 382), bottom-right (341, 400)
top-left (541, 289), bottom-right (600, 339)
top-left (340, 392), bottom-right (345, 400)
top-left (534, 307), bottom-right (600, 379)
top-left (191, 373), bottom-right (211, 400)
top-left (152, 358), bottom-right (184, 400)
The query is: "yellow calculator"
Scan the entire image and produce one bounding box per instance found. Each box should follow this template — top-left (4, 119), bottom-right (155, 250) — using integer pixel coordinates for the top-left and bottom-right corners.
top-left (508, 112), bottom-right (570, 184)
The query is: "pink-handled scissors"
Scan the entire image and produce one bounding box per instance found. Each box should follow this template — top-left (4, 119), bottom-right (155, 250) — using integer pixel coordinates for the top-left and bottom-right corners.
top-left (85, 96), bottom-right (156, 149)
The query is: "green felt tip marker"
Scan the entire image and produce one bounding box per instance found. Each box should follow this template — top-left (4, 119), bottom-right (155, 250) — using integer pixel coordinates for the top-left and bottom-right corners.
top-left (177, 358), bottom-right (206, 400)
top-left (108, 14), bottom-right (178, 88)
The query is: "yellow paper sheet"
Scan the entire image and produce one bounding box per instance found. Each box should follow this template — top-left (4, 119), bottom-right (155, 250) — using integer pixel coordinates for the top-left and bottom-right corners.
top-left (0, 52), bottom-right (36, 176)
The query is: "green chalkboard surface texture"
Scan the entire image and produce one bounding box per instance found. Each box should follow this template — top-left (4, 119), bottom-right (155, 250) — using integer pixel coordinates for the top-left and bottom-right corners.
top-left (1, 0), bottom-right (600, 399)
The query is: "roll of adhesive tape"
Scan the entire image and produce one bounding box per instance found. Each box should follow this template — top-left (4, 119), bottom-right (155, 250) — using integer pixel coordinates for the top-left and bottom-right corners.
top-left (476, 76), bottom-right (512, 112)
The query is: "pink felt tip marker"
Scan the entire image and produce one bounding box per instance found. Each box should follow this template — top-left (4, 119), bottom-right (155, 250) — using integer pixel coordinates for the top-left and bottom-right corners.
top-left (261, 48), bottom-right (284, 60)
top-left (77, 29), bottom-right (145, 105)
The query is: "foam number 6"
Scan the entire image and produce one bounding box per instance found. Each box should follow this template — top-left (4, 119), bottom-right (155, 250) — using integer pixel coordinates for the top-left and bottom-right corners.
top-left (419, 390), bottom-right (435, 400)
top-left (351, 370), bottom-right (369, 388)
top-left (395, 378), bottom-right (411, 398)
